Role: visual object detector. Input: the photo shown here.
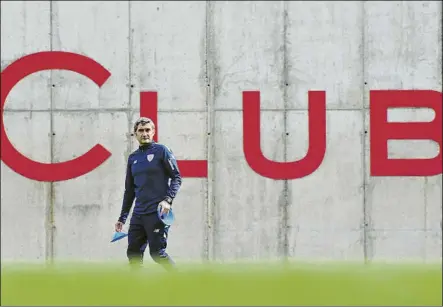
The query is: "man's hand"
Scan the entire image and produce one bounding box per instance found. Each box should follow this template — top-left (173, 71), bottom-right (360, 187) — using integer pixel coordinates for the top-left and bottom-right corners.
top-left (159, 200), bottom-right (171, 216)
top-left (115, 221), bottom-right (124, 232)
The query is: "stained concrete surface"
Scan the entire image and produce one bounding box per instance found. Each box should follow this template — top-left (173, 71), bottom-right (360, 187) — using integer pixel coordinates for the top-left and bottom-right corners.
top-left (1, 1), bottom-right (441, 264)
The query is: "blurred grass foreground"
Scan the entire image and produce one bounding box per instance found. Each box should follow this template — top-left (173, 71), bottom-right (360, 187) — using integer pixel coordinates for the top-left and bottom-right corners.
top-left (1, 261), bottom-right (442, 306)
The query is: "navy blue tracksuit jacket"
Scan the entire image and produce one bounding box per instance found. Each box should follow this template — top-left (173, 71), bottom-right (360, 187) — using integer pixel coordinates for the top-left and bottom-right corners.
top-left (118, 142), bottom-right (182, 224)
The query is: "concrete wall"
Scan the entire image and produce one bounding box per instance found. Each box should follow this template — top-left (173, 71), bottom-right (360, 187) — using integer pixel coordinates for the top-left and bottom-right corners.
top-left (1, 1), bottom-right (441, 264)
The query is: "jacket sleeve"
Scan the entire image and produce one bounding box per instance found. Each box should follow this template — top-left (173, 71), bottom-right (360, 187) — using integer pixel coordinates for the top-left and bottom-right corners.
top-left (118, 156), bottom-right (135, 224)
top-left (162, 146), bottom-right (182, 201)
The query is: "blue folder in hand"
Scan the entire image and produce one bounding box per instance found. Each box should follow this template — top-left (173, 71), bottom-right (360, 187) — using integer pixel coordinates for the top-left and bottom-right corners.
top-left (110, 231), bottom-right (128, 243)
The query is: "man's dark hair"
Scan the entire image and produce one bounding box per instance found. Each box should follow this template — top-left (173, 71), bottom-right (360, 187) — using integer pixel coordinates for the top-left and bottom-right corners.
top-left (134, 117), bottom-right (155, 132)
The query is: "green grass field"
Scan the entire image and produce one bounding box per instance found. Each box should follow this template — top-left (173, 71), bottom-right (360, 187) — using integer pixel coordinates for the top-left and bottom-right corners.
top-left (1, 262), bottom-right (441, 306)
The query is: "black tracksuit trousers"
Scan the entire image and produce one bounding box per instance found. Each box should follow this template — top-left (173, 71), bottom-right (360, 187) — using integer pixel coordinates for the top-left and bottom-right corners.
top-left (126, 212), bottom-right (175, 270)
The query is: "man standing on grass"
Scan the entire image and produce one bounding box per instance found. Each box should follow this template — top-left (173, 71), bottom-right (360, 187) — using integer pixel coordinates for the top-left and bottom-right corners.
top-left (115, 117), bottom-right (182, 270)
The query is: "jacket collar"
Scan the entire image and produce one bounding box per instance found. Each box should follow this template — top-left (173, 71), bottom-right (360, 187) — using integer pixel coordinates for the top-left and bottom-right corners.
top-left (139, 141), bottom-right (155, 151)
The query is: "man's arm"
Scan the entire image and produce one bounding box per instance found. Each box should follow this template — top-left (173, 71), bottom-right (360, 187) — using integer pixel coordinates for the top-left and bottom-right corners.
top-left (162, 146), bottom-right (182, 204)
top-left (118, 157), bottom-right (135, 224)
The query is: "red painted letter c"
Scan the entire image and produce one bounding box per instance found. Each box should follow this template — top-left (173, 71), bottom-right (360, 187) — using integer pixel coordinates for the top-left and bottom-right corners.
top-left (1, 51), bottom-right (112, 182)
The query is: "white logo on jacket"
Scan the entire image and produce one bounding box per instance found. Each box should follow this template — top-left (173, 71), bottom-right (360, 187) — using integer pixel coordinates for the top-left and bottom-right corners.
top-left (147, 154), bottom-right (154, 162)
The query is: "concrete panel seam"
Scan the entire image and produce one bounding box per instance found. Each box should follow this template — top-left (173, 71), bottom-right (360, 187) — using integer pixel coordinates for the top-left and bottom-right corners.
top-left (281, 0), bottom-right (290, 262)
top-left (3, 107), bottom-right (382, 113)
top-left (125, 0), bottom-right (134, 227)
top-left (361, 0), bottom-right (373, 263)
top-left (423, 177), bottom-right (428, 261)
top-left (47, 0), bottom-right (55, 264)
top-left (204, 0), bottom-right (216, 262)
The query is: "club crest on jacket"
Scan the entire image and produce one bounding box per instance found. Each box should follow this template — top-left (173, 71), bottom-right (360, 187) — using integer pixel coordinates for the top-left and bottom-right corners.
top-left (147, 154), bottom-right (154, 162)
